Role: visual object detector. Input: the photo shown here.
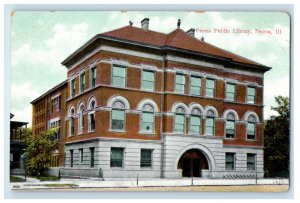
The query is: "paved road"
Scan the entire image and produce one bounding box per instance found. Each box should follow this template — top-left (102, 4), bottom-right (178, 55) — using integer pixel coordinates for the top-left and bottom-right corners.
top-left (22, 185), bottom-right (289, 192)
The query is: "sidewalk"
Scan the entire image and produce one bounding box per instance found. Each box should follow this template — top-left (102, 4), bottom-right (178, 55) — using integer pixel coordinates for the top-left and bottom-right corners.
top-left (10, 178), bottom-right (289, 190)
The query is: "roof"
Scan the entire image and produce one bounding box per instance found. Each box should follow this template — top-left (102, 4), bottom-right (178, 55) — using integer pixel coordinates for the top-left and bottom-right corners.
top-left (31, 79), bottom-right (68, 104)
top-left (62, 25), bottom-right (271, 71)
top-left (101, 25), bottom-right (268, 68)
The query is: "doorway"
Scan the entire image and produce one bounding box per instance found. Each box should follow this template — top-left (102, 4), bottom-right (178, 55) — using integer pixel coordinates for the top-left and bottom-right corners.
top-left (178, 149), bottom-right (208, 177)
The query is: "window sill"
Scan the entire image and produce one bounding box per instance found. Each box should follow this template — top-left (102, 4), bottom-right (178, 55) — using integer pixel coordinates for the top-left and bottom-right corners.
top-left (109, 129), bottom-right (126, 133)
top-left (88, 130), bottom-right (95, 134)
top-left (246, 138), bottom-right (256, 141)
top-left (140, 167), bottom-right (153, 169)
top-left (78, 132), bottom-right (84, 136)
top-left (139, 131), bottom-right (155, 135)
top-left (224, 137), bottom-right (235, 140)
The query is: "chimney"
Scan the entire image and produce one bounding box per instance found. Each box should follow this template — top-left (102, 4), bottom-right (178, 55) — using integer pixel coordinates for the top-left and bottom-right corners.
top-left (141, 18), bottom-right (149, 30)
top-left (186, 28), bottom-right (195, 37)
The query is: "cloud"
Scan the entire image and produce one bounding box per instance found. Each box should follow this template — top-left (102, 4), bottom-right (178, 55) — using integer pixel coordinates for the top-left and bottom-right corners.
top-left (10, 82), bottom-right (40, 126)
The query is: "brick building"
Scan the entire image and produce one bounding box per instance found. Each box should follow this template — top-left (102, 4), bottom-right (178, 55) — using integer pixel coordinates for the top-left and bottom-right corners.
top-left (31, 80), bottom-right (68, 167)
top-left (32, 18), bottom-right (270, 179)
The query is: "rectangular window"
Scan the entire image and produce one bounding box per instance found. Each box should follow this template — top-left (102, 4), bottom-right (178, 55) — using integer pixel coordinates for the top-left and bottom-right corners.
top-left (189, 115), bottom-right (201, 133)
top-left (190, 76), bottom-right (201, 96)
top-left (226, 83), bottom-right (235, 101)
top-left (90, 147), bottom-right (95, 168)
top-left (71, 79), bottom-right (76, 97)
top-left (247, 87), bottom-right (256, 104)
top-left (247, 123), bottom-right (256, 140)
top-left (112, 66), bottom-right (126, 87)
top-left (205, 79), bottom-right (215, 97)
top-left (140, 149), bottom-right (152, 168)
top-left (142, 70), bottom-right (154, 91)
top-left (225, 120), bottom-right (235, 138)
top-left (111, 110), bottom-right (125, 130)
top-left (205, 117), bottom-right (214, 136)
top-left (247, 154), bottom-right (256, 171)
top-left (175, 74), bottom-right (185, 94)
top-left (70, 150), bottom-right (73, 167)
top-left (110, 147), bottom-right (124, 167)
top-left (141, 112), bottom-right (154, 132)
top-left (174, 114), bottom-right (185, 133)
top-left (80, 72), bottom-right (85, 93)
top-left (225, 153), bottom-right (235, 170)
top-left (79, 148), bottom-right (83, 164)
top-left (91, 67), bottom-right (96, 88)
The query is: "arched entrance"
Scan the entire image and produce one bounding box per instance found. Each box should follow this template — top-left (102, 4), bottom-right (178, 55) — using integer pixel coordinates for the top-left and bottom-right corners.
top-left (177, 149), bottom-right (209, 177)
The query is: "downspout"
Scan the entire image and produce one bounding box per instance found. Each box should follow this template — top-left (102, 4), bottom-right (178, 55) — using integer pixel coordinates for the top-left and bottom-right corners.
top-left (160, 51), bottom-right (166, 178)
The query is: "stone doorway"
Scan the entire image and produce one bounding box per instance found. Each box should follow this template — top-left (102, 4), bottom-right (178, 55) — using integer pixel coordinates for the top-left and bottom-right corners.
top-left (177, 149), bottom-right (209, 177)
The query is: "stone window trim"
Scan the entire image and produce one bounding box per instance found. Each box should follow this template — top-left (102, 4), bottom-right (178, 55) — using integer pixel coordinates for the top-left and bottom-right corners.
top-left (87, 97), bottom-right (97, 133)
top-left (77, 102), bottom-right (85, 134)
top-left (225, 82), bottom-right (236, 102)
top-left (139, 103), bottom-right (155, 134)
top-left (111, 64), bottom-right (127, 88)
top-left (68, 106), bottom-right (75, 137)
top-left (174, 73), bottom-right (186, 94)
top-left (141, 70), bottom-right (155, 91)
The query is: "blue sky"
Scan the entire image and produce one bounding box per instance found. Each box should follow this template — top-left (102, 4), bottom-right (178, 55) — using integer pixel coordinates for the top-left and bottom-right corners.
top-left (10, 11), bottom-right (290, 126)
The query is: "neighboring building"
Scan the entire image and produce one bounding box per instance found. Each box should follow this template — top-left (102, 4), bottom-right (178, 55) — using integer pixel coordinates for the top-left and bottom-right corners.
top-left (32, 18), bottom-right (271, 179)
top-left (31, 80), bottom-right (68, 167)
top-left (10, 113), bottom-right (28, 170)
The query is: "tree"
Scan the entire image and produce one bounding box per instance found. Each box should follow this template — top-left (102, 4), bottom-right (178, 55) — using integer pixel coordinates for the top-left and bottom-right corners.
top-left (25, 128), bottom-right (57, 176)
top-left (264, 96), bottom-right (289, 177)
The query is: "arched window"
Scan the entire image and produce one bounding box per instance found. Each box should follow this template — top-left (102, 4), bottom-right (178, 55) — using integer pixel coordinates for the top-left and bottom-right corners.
top-left (247, 115), bottom-right (256, 140)
top-left (69, 108), bottom-right (75, 136)
top-left (174, 107), bottom-right (185, 133)
top-left (140, 104), bottom-right (154, 133)
top-left (225, 113), bottom-right (235, 138)
top-left (189, 108), bottom-right (201, 134)
top-left (78, 104), bottom-right (84, 134)
top-left (111, 101), bottom-right (125, 131)
top-left (88, 100), bottom-right (96, 132)
top-left (205, 110), bottom-right (215, 136)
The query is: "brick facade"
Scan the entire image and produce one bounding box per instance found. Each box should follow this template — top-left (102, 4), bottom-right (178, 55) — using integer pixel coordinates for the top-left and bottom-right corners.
top-left (32, 21), bottom-right (270, 178)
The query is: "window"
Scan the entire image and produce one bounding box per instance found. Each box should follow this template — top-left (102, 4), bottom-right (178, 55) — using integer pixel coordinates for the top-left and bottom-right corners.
top-left (71, 79), bottom-right (76, 97)
top-left (140, 149), bottom-right (152, 168)
top-left (90, 67), bottom-right (96, 88)
top-left (226, 83), bottom-right (235, 101)
top-left (79, 148), bottom-right (83, 164)
top-left (111, 101), bottom-right (125, 131)
top-left (190, 76), bottom-right (201, 96)
top-left (142, 70), bottom-right (154, 91)
top-left (112, 66), bottom-right (126, 87)
top-left (69, 108), bottom-right (75, 136)
top-left (205, 79), bottom-right (215, 97)
top-left (175, 74), bottom-right (185, 94)
top-left (78, 104), bottom-right (84, 134)
top-left (247, 154), bottom-right (256, 171)
top-left (88, 100), bottom-right (96, 132)
top-left (80, 72), bottom-right (85, 93)
top-left (141, 104), bottom-right (154, 133)
top-left (51, 96), bottom-right (60, 113)
top-left (174, 107), bottom-right (185, 133)
top-left (205, 110), bottom-right (215, 136)
top-left (70, 150), bottom-right (73, 167)
top-left (189, 108), bottom-right (201, 134)
top-left (247, 115), bottom-right (256, 140)
top-left (247, 87), bottom-right (256, 104)
top-left (225, 113), bottom-right (235, 138)
top-left (225, 153), bottom-right (235, 170)
top-left (110, 147), bottom-right (124, 167)
top-left (90, 147), bottom-right (95, 168)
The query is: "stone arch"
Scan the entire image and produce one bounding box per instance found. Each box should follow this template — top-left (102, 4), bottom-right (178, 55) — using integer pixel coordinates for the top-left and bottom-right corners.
top-left (87, 96), bottom-right (97, 110)
top-left (136, 98), bottom-right (159, 112)
top-left (222, 109), bottom-right (239, 120)
top-left (188, 103), bottom-right (204, 115)
top-left (171, 102), bottom-right (189, 114)
top-left (203, 106), bottom-right (219, 117)
top-left (107, 95), bottom-right (130, 110)
top-left (174, 144), bottom-right (216, 171)
top-left (242, 111), bottom-right (260, 122)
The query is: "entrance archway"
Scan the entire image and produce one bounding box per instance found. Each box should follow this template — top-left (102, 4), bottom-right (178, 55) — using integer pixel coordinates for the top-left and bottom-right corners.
top-left (177, 149), bottom-right (209, 177)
